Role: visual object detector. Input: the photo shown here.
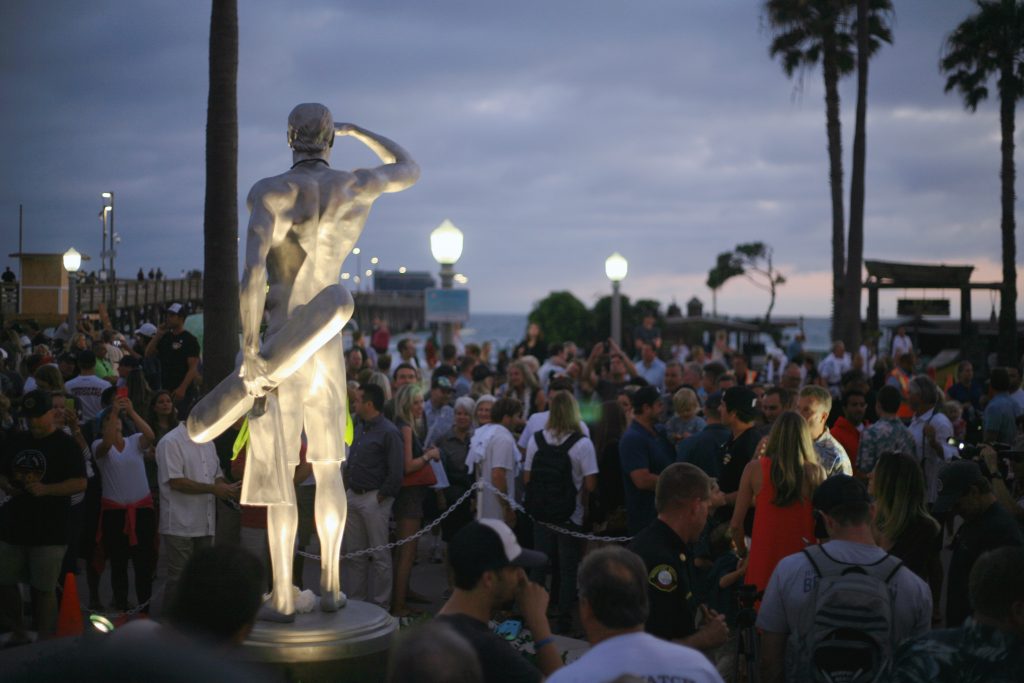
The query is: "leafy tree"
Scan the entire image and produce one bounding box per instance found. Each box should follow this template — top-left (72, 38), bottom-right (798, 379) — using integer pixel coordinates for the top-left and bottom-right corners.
top-left (633, 299), bottom-right (662, 319)
top-left (528, 291), bottom-right (593, 347)
top-left (941, 0), bottom-right (1023, 365)
top-left (764, 0), bottom-right (892, 339)
top-left (202, 0), bottom-right (240, 388)
top-left (706, 242), bottom-right (787, 323)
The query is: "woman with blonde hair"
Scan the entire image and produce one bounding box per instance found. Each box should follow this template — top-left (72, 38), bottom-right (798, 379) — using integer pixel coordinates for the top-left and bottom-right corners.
top-left (870, 451), bottom-right (942, 601)
top-left (390, 383), bottom-right (440, 617)
top-left (523, 391), bottom-right (598, 633)
top-left (730, 411), bottom-right (824, 592)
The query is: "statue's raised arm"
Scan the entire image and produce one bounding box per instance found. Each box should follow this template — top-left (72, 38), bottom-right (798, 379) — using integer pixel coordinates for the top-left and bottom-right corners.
top-left (335, 122), bottom-right (420, 194)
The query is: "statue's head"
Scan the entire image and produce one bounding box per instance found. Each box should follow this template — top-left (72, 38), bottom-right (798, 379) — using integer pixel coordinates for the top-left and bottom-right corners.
top-left (287, 103), bottom-right (334, 153)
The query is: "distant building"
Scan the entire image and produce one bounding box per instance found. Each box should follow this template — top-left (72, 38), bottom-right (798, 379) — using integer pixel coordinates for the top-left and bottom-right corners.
top-left (374, 270), bottom-right (435, 292)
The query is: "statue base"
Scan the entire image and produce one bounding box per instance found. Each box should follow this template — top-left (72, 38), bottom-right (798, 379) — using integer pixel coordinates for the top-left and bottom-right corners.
top-left (241, 600), bottom-right (396, 682)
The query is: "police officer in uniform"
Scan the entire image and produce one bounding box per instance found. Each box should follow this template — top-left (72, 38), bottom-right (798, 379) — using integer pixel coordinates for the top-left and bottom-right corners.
top-left (628, 462), bottom-right (729, 652)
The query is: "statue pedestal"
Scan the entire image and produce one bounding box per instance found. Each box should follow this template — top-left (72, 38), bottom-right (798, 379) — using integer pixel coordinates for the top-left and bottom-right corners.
top-left (241, 600), bottom-right (396, 682)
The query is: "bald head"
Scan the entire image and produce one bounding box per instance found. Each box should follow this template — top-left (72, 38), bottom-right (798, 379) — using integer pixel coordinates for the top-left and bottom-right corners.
top-left (287, 103), bottom-right (334, 153)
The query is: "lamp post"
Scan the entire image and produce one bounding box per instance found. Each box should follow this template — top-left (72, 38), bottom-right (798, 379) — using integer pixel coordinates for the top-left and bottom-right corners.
top-left (430, 219), bottom-right (464, 348)
top-left (605, 252), bottom-right (628, 348)
top-left (102, 191), bottom-right (115, 307)
top-left (352, 247), bottom-right (361, 292)
top-left (63, 247), bottom-right (82, 329)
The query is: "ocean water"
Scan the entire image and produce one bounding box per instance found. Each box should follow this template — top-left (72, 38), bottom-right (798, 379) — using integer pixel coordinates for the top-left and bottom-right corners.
top-left (458, 313), bottom-right (839, 355)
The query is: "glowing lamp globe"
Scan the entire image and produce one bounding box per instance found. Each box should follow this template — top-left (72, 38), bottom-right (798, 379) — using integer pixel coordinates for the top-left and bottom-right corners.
top-left (605, 252), bottom-right (628, 282)
top-left (63, 247), bottom-right (82, 273)
top-left (430, 219), bottom-right (464, 265)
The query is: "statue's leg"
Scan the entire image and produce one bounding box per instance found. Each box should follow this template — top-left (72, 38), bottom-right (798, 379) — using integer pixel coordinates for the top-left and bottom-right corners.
top-left (304, 336), bottom-right (348, 611)
top-left (312, 462), bottom-right (346, 610)
top-left (252, 384), bottom-right (303, 621)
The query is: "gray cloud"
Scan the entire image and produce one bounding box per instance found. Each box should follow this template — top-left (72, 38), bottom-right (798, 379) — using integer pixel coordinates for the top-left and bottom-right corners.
top-left (1, 0), bottom-right (1018, 316)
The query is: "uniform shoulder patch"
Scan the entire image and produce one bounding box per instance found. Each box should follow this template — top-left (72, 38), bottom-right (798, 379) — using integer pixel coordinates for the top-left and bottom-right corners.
top-left (648, 564), bottom-right (678, 593)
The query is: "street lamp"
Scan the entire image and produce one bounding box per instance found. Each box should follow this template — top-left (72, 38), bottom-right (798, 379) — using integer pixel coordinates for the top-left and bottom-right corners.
top-left (352, 247), bottom-right (361, 292)
top-left (605, 252), bottom-right (628, 348)
top-left (102, 191), bottom-right (115, 308)
top-left (430, 219), bottom-right (464, 348)
top-left (63, 247), bottom-right (81, 328)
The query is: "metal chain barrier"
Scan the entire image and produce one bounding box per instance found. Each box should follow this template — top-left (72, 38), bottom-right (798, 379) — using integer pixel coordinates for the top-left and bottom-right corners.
top-left (297, 484), bottom-right (479, 561)
top-left (477, 481), bottom-right (635, 544)
top-left (297, 479), bottom-right (632, 562)
top-left (80, 598), bottom-right (152, 620)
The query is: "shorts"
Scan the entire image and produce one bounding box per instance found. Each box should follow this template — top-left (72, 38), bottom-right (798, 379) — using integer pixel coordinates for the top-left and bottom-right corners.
top-left (0, 541), bottom-right (68, 592)
top-left (394, 486), bottom-right (427, 520)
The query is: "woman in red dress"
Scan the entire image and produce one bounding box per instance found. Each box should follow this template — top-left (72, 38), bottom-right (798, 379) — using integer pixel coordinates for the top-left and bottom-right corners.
top-left (729, 411), bottom-right (825, 594)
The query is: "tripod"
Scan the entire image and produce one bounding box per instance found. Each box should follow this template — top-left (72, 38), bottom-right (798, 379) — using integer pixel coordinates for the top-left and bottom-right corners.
top-left (733, 585), bottom-right (760, 683)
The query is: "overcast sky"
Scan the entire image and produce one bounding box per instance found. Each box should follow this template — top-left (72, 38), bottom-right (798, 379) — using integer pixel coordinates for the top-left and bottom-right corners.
top-left (1, 0), bottom-right (1020, 319)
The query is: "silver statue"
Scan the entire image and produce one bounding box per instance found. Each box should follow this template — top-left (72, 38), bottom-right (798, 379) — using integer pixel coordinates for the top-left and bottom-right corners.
top-left (188, 103), bottom-right (419, 619)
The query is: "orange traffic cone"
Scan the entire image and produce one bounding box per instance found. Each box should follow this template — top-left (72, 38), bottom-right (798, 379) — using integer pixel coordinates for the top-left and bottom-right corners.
top-left (56, 572), bottom-right (83, 637)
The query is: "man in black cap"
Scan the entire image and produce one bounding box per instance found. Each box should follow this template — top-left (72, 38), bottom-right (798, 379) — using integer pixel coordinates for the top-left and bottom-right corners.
top-left (716, 386), bottom-right (760, 525)
top-left (889, 546), bottom-right (1024, 682)
top-left (145, 302), bottom-right (200, 414)
top-left (0, 391), bottom-right (87, 643)
top-left (437, 519), bottom-right (562, 682)
top-left (619, 385), bottom-right (675, 534)
top-left (756, 475), bottom-right (931, 683)
top-left (934, 459), bottom-right (1023, 627)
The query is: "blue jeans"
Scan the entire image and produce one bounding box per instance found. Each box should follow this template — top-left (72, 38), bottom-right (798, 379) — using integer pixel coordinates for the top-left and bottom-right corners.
top-left (530, 521), bottom-right (582, 620)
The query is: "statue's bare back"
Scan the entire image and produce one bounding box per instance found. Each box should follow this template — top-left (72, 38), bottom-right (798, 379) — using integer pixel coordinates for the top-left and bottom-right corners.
top-left (189, 103), bottom-right (419, 619)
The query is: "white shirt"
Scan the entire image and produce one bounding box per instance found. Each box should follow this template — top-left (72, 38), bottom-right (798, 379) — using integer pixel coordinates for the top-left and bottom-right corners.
top-left (156, 424), bottom-right (220, 537)
top-left (536, 359), bottom-right (567, 392)
top-left (389, 353), bottom-right (420, 375)
top-left (817, 353), bottom-right (851, 388)
top-left (518, 411), bottom-right (590, 451)
top-left (92, 433), bottom-right (150, 504)
top-left (524, 429), bottom-right (599, 526)
top-left (547, 631), bottom-right (723, 683)
top-left (66, 374), bottom-right (111, 420)
top-left (908, 408), bottom-right (957, 503)
top-left (476, 425), bottom-right (518, 521)
top-left (756, 540), bottom-right (932, 682)
top-left (891, 334), bottom-right (912, 359)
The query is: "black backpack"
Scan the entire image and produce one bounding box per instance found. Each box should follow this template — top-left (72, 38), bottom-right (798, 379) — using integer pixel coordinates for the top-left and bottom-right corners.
top-left (524, 431), bottom-right (583, 524)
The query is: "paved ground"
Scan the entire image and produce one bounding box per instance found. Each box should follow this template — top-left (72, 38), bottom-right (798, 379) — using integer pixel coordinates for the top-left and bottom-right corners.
top-left (48, 517), bottom-right (590, 663)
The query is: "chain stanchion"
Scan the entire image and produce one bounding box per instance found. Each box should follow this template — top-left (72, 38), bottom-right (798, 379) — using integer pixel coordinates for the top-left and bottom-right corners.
top-left (477, 481), bottom-right (635, 544)
top-left (296, 480), bottom-right (633, 562)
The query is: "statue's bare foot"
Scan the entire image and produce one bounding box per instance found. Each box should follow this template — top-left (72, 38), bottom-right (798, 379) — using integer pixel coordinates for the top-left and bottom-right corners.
top-left (320, 588), bottom-right (347, 612)
top-left (258, 602), bottom-right (296, 623)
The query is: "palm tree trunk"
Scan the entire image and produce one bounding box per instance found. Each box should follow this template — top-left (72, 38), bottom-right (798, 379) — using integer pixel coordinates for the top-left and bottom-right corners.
top-left (843, 0), bottom-right (869, 351)
top-left (823, 29), bottom-right (846, 342)
top-left (998, 64), bottom-right (1018, 366)
top-left (202, 0), bottom-right (240, 390)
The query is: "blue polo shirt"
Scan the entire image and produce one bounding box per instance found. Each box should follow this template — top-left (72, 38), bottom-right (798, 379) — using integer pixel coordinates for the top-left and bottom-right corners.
top-left (983, 394), bottom-right (1018, 445)
top-left (619, 419), bottom-right (675, 534)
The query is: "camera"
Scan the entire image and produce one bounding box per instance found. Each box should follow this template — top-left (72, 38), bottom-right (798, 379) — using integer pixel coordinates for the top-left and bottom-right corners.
top-left (948, 438), bottom-right (1024, 480)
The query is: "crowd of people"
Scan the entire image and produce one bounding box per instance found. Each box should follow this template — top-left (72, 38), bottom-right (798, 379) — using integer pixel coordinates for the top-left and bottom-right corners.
top-left (2, 310), bottom-right (1024, 682)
